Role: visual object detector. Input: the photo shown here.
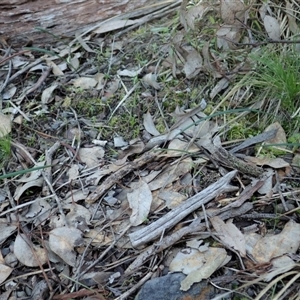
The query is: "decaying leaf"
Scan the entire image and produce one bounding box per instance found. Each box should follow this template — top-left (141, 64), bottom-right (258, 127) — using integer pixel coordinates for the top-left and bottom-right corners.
top-left (0, 113), bottom-right (11, 137)
top-left (183, 50), bottom-right (203, 79)
top-left (127, 180), bottom-right (152, 226)
top-left (49, 227), bottom-right (83, 267)
top-left (210, 216), bottom-right (246, 257)
top-left (248, 220), bottom-right (300, 264)
top-left (0, 251), bottom-right (12, 284)
top-left (14, 234), bottom-right (48, 267)
top-left (78, 147), bottom-right (105, 168)
top-left (170, 247), bottom-right (230, 291)
top-left (143, 112), bottom-right (161, 137)
top-left (263, 15), bottom-right (281, 40)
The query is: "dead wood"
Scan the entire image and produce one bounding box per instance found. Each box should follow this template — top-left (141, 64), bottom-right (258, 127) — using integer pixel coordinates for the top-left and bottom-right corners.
top-left (128, 170), bottom-right (238, 248)
top-left (0, 0), bottom-right (168, 47)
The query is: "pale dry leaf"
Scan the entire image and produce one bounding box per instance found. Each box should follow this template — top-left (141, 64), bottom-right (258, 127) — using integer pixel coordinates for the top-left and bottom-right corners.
top-left (181, 248), bottom-right (230, 291)
top-left (286, 1), bottom-right (299, 34)
top-left (84, 229), bottom-right (112, 246)
top-left (0, 251), bottom-right (12, 285)
top-left (245, 156), bottom-right (289, 169)
top-left (2, 84), bottom-right (17, 100)
top-left (24, 198), bottom-right (52, 225)
top-left (127, 180), bottom-right (152, 226)
top-left (78, 147), bottom-right (105, 168)
top-left (257, 168), bottom-right (274, 196)
top-left (220, 0), bottom-right (245, 24)
top-left (169, 248), bottom-right (205, 274)
top-left (183, 50), bottom-right (203, 79)
top-left (179, 0), bottom-right (189, 31)
top-left (64, 203), bottom-right (91, 228)
top-left (143, 112), bottom-right (161, 136)
top-left (49, 227), bottom-right (83, 267)
top-left (210, 216), bottom-right (246, 257)
top-left (67, 164), bottom-right (79, 181)
top-left (41, 84), bottom-right (58, 104)
top-left (263, 255), bottom-right (296, 282)
top-left (93, 19), bottom-right (137, 34)
top-left (14, 177), bottom-right (44, 201)
top-left (167, 139), bottom-right (200, 157)
top-left (14, 234), bottom-right (48, 267)
top-left (94, 73), bottom-right (105, 90)
top-left (159, 190), bottom-right (187, 209)
top-left (250, 220), bottom-right (300, 263)
top-left (46, 60), bottom-right (64, 76)
top-left (72, 77), bottom-right (97, 89)
top-left (263, 15), bottom-right (281, 40)
top-left (16, 161), bottom-right (45, 183)
top-left (0, 219), bottom-right (17, 244)
top-left (142, 73), bottom-right (161, 90)
top-left (186, 4), bottom-right (212, 30)
top-left (0, 113), bottom-right (11, 137)
top-left (103, 79), bottom-right (120, 99)
top-left (70, 54), bottom-right (80, 70)
top-left (210, 77), bottom-right (230, 99)
top-left (148, 157), bottom-right (193, 191)
top-left (118, 68), bottom-right (143, 77)
top-left (264, 122), bottom-right (287, 147)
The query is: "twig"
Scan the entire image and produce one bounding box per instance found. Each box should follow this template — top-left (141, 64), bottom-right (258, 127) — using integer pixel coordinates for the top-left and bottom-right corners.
top-left (85, 149), bottom-right (160, 204)
top-left (129, 170), bottom-right (238, 247)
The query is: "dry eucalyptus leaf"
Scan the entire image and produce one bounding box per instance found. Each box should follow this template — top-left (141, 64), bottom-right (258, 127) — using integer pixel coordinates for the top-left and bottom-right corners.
top-left (78, 147), bottom-right (105, 168)
top-left (183, 50), bottom-right (203, 79)
top-left (263, 15), bottom-right (281, 40)
top-left (14, 177), bottom-right (44, 201)
top-left (220, 0), bottom-right (245, 24)
top-left (250, 220), bottom-right (300, 264)
top-left (142, 73), bottom-right (161, 90)
top-left (127, 180), bottom-right (152, 226)
top-left (210, 216), bottom-right (246, 257)
top-left (49, 227), bottom-right (83, 267)
top-left (0, 252), bottom-right (12, 284)
top-left (186, 4), bottom-right (212, 30)
top-left (143, 112), bottom-right (161, 136)
top-left (41, 84), bottom-right (58, 104)
top-left (72, 77), bottom-right (97, 89)
top-left (180, 247), bottom-right (231, 291)
top-left (14, 234), bottom-right (47, 267)
top-left (0, 219), bottom-right (17, 244)
top-left (0, 113), bottom-right (11, 137)
top-left (93, 19), bottom-right (137, 34)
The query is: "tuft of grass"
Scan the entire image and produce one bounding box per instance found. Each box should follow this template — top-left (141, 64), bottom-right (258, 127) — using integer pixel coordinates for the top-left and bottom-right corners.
top-left (0, 135), bottom-right (11, 169)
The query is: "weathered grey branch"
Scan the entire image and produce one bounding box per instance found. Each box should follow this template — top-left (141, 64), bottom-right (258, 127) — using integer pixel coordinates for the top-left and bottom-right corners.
top-left (129, 170), bottom-right (238, 247)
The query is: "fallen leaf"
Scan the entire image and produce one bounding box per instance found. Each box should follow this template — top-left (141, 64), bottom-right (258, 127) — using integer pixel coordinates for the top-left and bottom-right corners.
top-left (0, 251), bottom-right (12, 284)
top-left (127, 180), bottom-right (152, 226)
top-left (0, 113), bottom-right (11, 137)
top-left (210, 216), bottom-right (246, 257)
top-left (78, 147), bottom-right (105, 168)
top-left (41, 84), bottom-right (58, 104)
top-left (247, 220), bottom-right (300, 264)
top-left (183, 50), bottom-right (203, 79)
top-left (72, 77), bottom-right (97, 89)
top-left (143, 112), bottom-right (161, 136)
top-left (263, 15), bottom-right (281, 40)
top-left (14, 234), bottom-right (48, 267)
top-left (49, 227), bottom-right (83, 267)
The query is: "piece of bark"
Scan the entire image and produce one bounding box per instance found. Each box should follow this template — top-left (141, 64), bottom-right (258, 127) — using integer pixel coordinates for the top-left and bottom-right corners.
top-left (129, 170), bottom-right (238, 248)
top-left (0, 0), bottom-right (167, 47)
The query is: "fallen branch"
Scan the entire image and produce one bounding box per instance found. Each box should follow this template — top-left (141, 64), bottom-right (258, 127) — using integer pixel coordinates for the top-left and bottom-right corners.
top-left (129, 170), bottom-right (238, 247)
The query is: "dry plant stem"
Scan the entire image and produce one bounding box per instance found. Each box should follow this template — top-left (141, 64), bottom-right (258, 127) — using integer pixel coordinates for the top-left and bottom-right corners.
top-left (24, 66), bottom-right (51, 96)
top-left (42, 141), bottom-right (60, 196)
top-left (126, 202), bottom-right (253, 275)
top-left (200, 141), bottom-right (262, 177)
top-left (78, 224), bottom-right (131, 279)
top-left (114, 271), bottom-right (154, 300)
top-left (129, 170), bottom-right (238, 248)
top-left (86, 149), bottom-right (160, 204)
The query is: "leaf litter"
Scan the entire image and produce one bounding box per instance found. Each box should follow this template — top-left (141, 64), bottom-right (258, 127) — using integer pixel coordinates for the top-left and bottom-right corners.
top-left (0, 0), bottom-right (300, 299)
